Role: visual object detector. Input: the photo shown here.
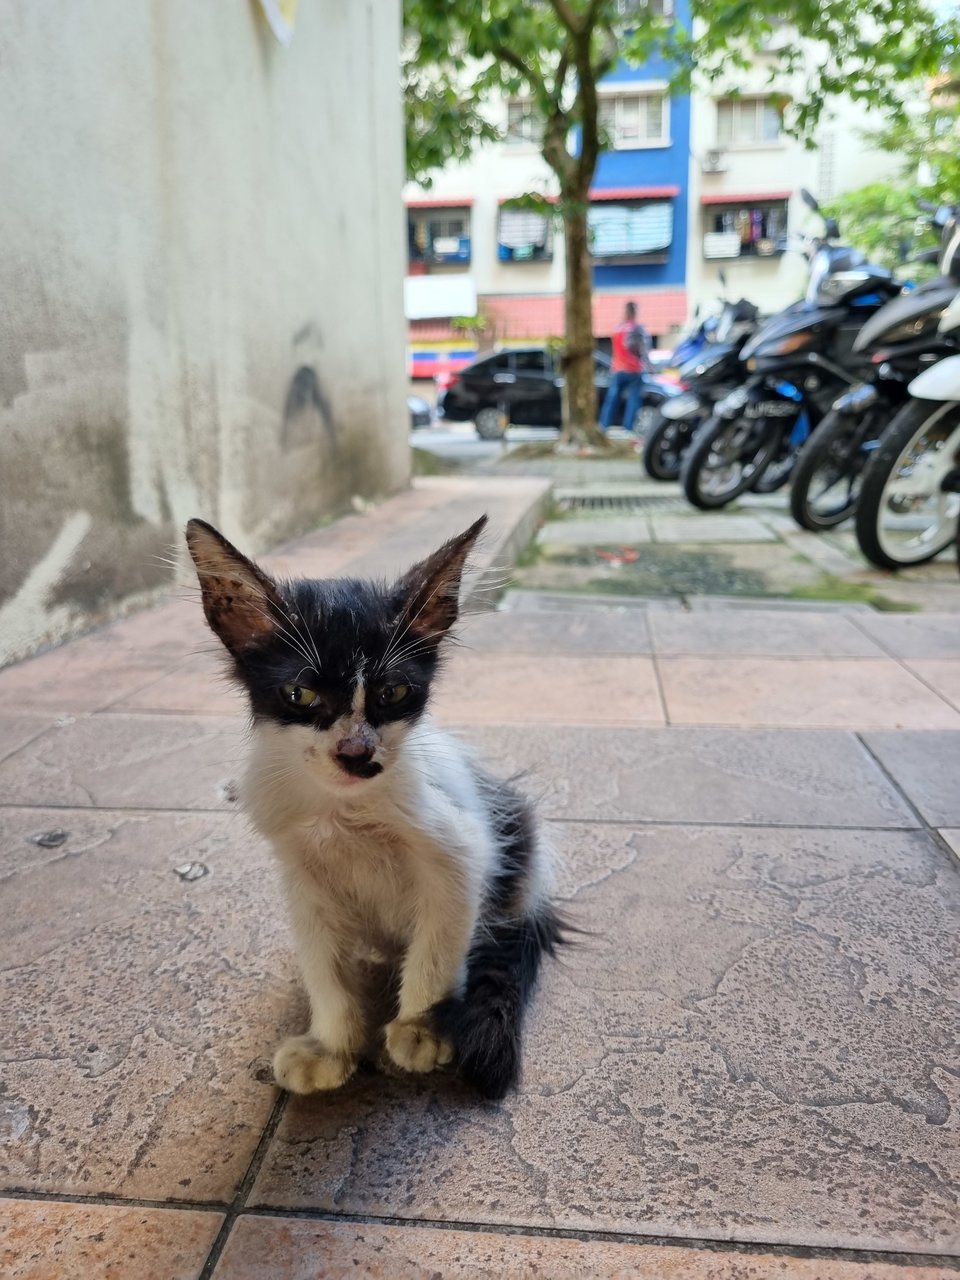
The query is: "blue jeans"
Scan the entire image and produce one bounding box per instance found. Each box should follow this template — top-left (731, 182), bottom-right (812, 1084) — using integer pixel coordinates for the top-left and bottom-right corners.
top-left (600, 371), bottom-right (647, 433)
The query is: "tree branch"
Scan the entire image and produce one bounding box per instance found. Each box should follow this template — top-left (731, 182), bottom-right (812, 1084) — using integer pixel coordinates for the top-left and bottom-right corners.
top-left (553, 46), bottom-right (571, 101)
top-left (572, 25), bottom-right (601, 190)
top-left (547, 0), bottom-right (583, 36)
top-left (492, 43), bottom-right (548, 98)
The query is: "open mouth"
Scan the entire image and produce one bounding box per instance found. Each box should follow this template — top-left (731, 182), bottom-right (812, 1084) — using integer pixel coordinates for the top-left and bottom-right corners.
top-left (336, 758), bottom-right (384, 780)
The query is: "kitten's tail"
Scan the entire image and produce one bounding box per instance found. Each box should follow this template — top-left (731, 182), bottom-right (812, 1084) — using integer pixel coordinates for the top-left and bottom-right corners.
top-left (432, 906), bottom-right (565, 1101)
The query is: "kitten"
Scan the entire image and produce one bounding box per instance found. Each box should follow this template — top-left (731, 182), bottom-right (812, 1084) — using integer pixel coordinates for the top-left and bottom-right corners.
top-left (185, 515), bottom-right (562, 1100)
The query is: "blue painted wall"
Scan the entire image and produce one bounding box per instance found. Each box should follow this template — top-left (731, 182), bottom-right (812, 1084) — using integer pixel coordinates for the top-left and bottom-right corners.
top-left (590, 9), bottom-right (691, 290)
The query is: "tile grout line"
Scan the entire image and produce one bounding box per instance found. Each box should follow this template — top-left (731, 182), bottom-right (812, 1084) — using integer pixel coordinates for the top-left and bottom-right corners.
top-left (648, 648), bottom-right (671, 726)
top-left (900, 657), bottom-right (960, 716)
top-left (855, 737), bottom-right (942, 844)
top-left (197, 1091), bottom-right (288, 1280)
top-left (846, 614), bottom-right (960, 716)
top-left (0, 1187), bottom-right (229, 1213)
top-left (0, 801), bottom-right (924, 832)
top-left (220, 1205), bottom-right (960, 1269)
top-left (1, 1176), bottom-right (956, 1269)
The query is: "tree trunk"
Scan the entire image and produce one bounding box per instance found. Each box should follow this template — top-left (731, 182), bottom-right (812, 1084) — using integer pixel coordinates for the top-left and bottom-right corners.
top-left (560, 203), bottom-right (607, 448)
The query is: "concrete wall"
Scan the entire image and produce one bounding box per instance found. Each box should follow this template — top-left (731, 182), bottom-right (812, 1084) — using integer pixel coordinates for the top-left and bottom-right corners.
top-left (0, 0), bottom-right (409, 665)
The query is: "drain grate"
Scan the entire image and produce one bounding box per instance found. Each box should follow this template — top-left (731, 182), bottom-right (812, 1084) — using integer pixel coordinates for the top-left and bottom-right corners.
top-left (555, 494), bottom-right (688, 513)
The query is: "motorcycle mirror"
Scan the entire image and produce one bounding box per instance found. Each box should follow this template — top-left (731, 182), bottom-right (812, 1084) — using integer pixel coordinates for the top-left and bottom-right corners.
top-left (824, 216), bottom-right (840, 239)
top-left (800, 187), bottom-right (819, 212)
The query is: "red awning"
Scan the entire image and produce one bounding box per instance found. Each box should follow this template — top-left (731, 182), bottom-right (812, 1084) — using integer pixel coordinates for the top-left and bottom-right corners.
top-left (404, 197), bottom-right (475, 209)
top-left (589, 185), bottom-right (680, 201)
top-left (700, 191), bottom-right (792, 205)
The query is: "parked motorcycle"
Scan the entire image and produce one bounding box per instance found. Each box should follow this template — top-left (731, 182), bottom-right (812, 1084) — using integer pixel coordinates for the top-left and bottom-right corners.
top-left (643, 294), bottom-right (760, 481)
top-left (790, 203), bottom-right (960, 532)
top-left (681, 191), bottom-right (901, 510)
top-left (854, 277), bottom-right (960, 569)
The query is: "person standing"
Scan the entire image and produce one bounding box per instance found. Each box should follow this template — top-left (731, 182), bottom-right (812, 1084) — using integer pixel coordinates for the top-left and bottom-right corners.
top-left (599, 300), bottom-right (649, 434)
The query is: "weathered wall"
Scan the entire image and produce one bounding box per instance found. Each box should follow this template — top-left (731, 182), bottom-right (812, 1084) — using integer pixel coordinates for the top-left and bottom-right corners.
top-left (0, 0), bottom-right (409, 664)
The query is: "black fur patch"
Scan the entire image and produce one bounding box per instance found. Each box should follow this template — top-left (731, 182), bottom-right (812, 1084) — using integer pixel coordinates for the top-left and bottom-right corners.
top-left (432, 907), bottom-right (564, 1100)
top-left (232, 576), bottom-right (440, 731)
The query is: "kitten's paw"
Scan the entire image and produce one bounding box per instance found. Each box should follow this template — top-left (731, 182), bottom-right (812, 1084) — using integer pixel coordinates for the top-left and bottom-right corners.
top-left (272, 1035), bottom-right (356, 1094)
top-left (385, 1018), bottom-right (454, 1074)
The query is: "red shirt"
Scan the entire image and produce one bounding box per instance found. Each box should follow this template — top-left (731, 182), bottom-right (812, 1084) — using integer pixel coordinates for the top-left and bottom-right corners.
top-left (611, 321), bottom-right (645, 374)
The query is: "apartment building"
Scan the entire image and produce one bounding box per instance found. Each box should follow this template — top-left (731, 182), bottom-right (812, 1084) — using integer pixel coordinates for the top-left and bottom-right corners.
top-left (686, 50), bottom-right (899, 317)
top-left (404, 0), bottom-right (693, 377)
top-left (405, 13), bottom-right (900, 376)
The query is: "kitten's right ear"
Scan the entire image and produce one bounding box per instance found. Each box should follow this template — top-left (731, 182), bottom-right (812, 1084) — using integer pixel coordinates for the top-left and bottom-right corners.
top-left (185, 519), bottom-right (284, 654)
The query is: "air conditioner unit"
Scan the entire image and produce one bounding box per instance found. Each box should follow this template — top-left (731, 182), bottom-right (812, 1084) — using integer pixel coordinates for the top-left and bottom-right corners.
top-left (701, 148), bottom-right (728, 174)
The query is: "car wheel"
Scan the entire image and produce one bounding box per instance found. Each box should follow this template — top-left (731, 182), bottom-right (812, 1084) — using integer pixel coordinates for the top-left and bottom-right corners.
top-left (475, 405), bottom-right (508, 440)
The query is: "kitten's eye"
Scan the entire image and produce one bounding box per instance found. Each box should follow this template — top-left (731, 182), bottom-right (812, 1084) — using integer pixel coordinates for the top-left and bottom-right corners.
top-left (281, 682), bottom-right (321, 708)
top-left (378, 683), bottom-right (410, 708)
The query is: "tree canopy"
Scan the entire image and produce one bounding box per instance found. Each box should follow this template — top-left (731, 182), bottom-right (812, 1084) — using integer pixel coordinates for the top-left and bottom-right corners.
top-left (404, 0), bottom-right (959, 187)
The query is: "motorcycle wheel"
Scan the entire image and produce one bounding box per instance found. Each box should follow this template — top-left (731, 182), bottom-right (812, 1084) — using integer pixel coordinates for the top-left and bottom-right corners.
top-left (642, 412), bottom-right (697, 481)
top-left (752, 445), bottom-right (797, 494)
top-left (855, 398), bottom-right (960, 570)
top-left (681, 413), bottom-right (781, 511)
top-left (790, 408), bottom-right (875, 530)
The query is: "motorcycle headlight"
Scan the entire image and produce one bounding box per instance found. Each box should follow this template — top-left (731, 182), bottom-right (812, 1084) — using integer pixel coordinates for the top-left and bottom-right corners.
top-left (816, 270), bottom-right (872, 305)
top-left (682, 350), bottom-right (726, 380)
top-left (939, 291), bottom-right (960, 334)
top-left (883, 311), bottom-right (947, 344)
top-left (770, 332), bottom-right (813, 355)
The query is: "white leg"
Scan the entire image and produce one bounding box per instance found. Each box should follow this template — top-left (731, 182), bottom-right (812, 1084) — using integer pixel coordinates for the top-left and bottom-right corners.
top-left (273, 895), bottom-right (363, 1095)
top-left (385, 898), bottom-right (473, 1074)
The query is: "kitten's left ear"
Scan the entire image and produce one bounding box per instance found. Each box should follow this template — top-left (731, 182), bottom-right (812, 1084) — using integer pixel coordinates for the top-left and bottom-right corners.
top-left (185, 518), bottom-right (285, 654)
top-left (396, 515), bottom-right (487, 640)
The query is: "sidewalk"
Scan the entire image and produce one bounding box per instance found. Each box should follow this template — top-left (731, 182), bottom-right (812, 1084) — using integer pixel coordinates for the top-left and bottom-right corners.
top-left (2, 475), bottom-right (958, 1278)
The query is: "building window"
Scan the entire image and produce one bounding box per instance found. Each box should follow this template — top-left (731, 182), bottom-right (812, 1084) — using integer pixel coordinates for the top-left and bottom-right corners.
top-left (506, 99), bottom-right (543, 145)
top-left (703, 200), bottom-right (788, 259)
top-left (598, 92), bottom-right (668, 149)
top-left (614, 0), bottom-right (675, 18)
top-left (716, 96), bottom-right (782, 147)
top-left (407, 208), bottom-right (471, 268)
top-left (497, 207), bottom-right (553, 262)
top-left (589, 199), bottom-right (673, 264)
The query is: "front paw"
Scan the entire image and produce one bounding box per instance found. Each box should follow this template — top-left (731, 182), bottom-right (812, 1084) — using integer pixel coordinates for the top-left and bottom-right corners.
top-left (273, 1034), bottom-right (356, 1094)
top-left (385, 1018), bottom-right (454, 1074)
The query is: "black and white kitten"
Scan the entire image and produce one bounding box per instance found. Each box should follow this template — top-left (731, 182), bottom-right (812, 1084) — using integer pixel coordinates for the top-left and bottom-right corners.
top-left (186, 516), bottom-right (561, 1100)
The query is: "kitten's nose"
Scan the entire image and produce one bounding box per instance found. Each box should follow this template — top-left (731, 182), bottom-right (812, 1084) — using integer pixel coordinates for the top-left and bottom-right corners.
top-left (335, 727), bottom-right (377, 771)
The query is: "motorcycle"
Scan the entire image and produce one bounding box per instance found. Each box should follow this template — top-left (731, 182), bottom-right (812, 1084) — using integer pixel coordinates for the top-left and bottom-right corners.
top-left (680, 190), bottom-right (901, 510)
top-left (790, 202), bottom-right (960, 532)
top-left (854, 276), bottom-right (960, 570)
top-left (643, 293), bottom-right (760, 481)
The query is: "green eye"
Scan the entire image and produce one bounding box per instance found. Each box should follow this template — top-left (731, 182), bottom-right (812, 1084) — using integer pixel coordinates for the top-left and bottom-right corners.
top-left (379, 683), bottom-right (410, 707)
top-left (281, 682), bottom-right (320, 708)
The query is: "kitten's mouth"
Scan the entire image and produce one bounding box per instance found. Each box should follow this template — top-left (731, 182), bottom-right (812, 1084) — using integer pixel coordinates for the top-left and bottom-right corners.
top-left (334, 757), bottom-right (384, 782)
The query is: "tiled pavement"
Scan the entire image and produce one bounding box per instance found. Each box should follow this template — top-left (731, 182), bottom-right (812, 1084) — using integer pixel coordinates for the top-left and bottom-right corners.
top-left (2, 479), bottom-right (959, 1278)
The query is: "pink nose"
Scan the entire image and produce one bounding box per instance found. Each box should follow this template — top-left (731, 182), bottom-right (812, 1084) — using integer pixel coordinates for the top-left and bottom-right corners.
top-left (335, 730), bottom-right (375, 762)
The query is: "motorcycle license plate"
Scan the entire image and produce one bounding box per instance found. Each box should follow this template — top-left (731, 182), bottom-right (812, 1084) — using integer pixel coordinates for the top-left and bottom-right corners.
top-left (744, 401), bottom-right (800, 418)
top-left (661, 394), bottom-right (700, 420)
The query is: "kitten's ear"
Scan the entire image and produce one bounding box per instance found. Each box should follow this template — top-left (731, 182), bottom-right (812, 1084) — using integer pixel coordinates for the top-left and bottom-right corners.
top-left (395, 515), bottom-right (487, 640)
top-left (185, 519), bottom-right (285, 654)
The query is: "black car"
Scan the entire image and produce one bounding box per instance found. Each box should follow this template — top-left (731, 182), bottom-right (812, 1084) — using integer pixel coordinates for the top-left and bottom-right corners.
top-left (436, 346), bottom-right (676, 439)
top-left (407, 394), bottom-right (432, 430)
